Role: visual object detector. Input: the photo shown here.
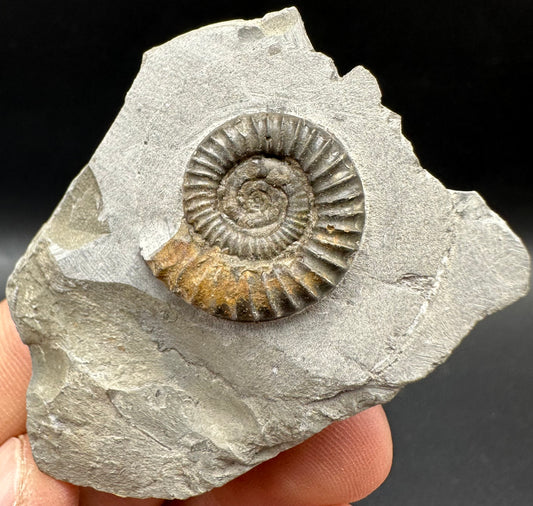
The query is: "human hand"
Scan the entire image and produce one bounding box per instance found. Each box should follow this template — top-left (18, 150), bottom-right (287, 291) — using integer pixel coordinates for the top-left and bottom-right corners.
top-left (0, 299), bottom-right (392, 505)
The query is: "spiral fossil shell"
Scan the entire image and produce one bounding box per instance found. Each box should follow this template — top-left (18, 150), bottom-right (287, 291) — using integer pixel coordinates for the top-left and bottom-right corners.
top-left (146, 112), bottom-right (365, 321)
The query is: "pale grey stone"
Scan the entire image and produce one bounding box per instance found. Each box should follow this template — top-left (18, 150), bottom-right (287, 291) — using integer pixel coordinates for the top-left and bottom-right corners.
top-left (6, 7), bottom-right (530, 500)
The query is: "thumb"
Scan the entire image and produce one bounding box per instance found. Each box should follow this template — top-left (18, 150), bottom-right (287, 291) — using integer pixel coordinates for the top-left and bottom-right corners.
top-left (0, 434), bottom-right (79, 506)
top-left (0, 300), bottom-right (32, 444)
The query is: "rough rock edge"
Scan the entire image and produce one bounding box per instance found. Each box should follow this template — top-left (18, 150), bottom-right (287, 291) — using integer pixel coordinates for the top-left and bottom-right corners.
top-left (6, 7), bottom-right (531, 500)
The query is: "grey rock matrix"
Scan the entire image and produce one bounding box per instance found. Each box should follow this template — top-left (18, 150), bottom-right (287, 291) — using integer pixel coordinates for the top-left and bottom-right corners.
top-left (6, 7), bottom-right (530, 500)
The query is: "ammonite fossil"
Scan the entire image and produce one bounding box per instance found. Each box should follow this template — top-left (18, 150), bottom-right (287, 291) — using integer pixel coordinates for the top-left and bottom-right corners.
top-left (146, 112), bottom-right (365, 321)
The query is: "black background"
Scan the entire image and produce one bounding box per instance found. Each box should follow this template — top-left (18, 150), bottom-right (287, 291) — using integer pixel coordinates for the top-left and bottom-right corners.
top-left (1, 1), bottom-right (532, 504)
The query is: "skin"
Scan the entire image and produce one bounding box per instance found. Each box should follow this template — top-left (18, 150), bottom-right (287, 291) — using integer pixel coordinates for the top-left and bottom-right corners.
top-left (0, 299), bottom-right (393, 505)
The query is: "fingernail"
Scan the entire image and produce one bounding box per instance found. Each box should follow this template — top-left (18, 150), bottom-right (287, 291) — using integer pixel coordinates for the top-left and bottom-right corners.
top-left (0, 437), bottom-right (20, 506)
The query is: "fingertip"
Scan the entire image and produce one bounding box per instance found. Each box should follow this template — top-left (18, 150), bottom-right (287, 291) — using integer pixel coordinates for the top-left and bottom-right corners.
top-left (0, 436), bottom-right (20, 505)
top-left (183, 405), bottom-right (392, 506)
top-left (0, 434), bottom-right (79, 506)
top-left (265, 404), bottom-right (393, 504)
top-left (321, 405), bottom-right (393, 501)
top-left (0, 300), bottom-right (32, 444)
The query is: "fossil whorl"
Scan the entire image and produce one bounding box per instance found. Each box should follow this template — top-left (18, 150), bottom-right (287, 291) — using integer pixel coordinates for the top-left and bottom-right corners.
top-left (146, 112), bottom-right (365, 321)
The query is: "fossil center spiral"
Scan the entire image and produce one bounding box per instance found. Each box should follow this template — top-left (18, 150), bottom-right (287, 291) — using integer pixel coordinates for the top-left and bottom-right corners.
top-left (215, 155), bottom-right (313, 259)
top-left (146, 112), bottom-right (366, 322)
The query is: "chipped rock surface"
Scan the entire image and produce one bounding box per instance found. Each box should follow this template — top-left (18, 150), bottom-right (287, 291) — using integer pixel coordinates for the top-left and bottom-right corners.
top-left (6, 7), bottom-right (530, 500)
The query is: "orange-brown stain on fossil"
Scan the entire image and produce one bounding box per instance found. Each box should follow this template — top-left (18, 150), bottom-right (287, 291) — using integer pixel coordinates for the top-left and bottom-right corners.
top-left (147, 228), bottom-right (201, 290)
top-left (144, 113), bottom-right (365, 321)
top-left (148, 230), bottom-right (334, 321)
top-left (150, 230), bottom-right (277, 321)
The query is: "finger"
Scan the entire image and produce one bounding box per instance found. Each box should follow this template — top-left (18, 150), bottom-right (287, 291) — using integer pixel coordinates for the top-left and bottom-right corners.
top-left (0, 434), bottom-right (79, 505)
top-left (0, 300), bottom-right (32, 444)
top-left (178, 405), bottom-right (392, 506)
top-left (79, 487), bottom-right (165, 506)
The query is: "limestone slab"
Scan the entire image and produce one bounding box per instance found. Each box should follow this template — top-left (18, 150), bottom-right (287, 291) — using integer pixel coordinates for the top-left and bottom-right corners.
top-left (6, 7), bottom-right (530, 499)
